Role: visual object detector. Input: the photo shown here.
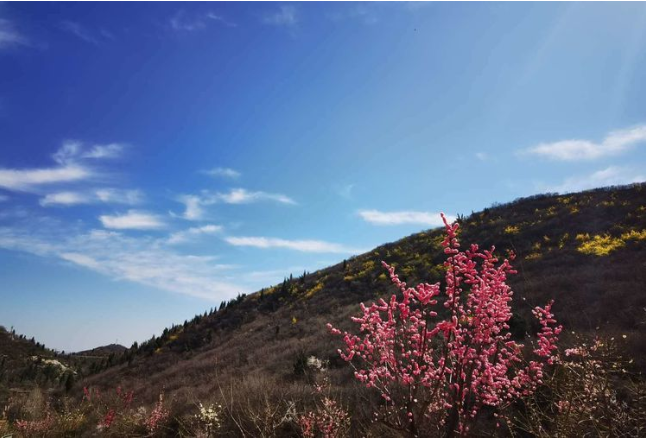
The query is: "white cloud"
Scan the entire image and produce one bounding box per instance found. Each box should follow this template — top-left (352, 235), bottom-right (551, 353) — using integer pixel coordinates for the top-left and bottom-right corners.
top-left (166, 224), bottom-right (223, 245)
top-left (40, 191), bottom-right (90, 207)
top-left (335, 183), bottom-right (355, 200)
top-left (521, 125), bottom-right (646, 161)
top-left (0, 223), bottom-right (246, 301)
top-left (358, 210), bottom-right (453, 226)
top-left (0, 18), bottom-right (30, 49)
top-left (83, 143), bottom-right (124, 159)
top-left (263, 5), bottom-right (298, 27)
top-left (99, 210), bottom-right (166, 230)
top-left (169, 11), bottom-right (236, 32)
top-left (53, 140), bottom-right (124, 163)
top-left (215, 188), bottom-right (295, 205)
top-left (203, 167), bottom-right (241, 179)
top-left (94, 188), bottom-right (142, 205)
top-left (225, 236), bottom-right (363, 254)
top-left (174, 188), bottom-right (295, 221)
top-left (174, 194), bottom-right (204, 220)
top-left (0, 141), bottom-right (127, 193)
top-left (169, 10), bottom-right (206, 32)
top-left (52, 140), bottom-right (81, 165)
top-left (39, 188), bottom-right (142, 207)
top-left (206, 13), bottom-right (237, 28)
top-left (475, 152), bottom-right (488, 161)
top-left (541, 166), bottom-right (645, 194)
top-left (59, 21), bottom-right (100, 45)
top-left (0, 165), bottom-right (91, 192)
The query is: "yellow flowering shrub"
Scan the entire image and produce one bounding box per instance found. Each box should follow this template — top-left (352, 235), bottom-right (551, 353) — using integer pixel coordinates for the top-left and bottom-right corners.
top-left (305, 282), bottom-right (324, 299)
top-left (577, 234), bottom-right (625, 256)
top-left (622, 229), bottom-right (646, 241)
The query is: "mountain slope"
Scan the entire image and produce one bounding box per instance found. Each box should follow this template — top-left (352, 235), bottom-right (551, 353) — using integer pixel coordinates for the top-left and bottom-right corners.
top-left (84, 184), bottom-right (646, 403)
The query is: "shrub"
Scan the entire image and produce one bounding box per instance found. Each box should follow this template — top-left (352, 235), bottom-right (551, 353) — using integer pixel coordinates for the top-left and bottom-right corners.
top-left (328, 214), bottom-right (561, 437)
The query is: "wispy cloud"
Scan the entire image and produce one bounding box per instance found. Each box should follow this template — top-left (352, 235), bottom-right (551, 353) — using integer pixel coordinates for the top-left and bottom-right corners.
top-left (225, 236), bottom-right (363, 254)
top-left (0, 222), bottom-right (246, 301)
top-left (203, 167), bottom-right (241, 179)
top-left (94, 188), bottom-right (142, 205)
top-left (59, 21), bottom-right (101, 45)
top-left (53, 140), bottom-right (125, 164)
top-left (358, 210), bottom-right (452, 227)
top-left (40, 191), bottom-right (90, 207)
top-left (169, 10), bottom-right (236, 32)
top-left (169, 10), bottom-right (206, 32)
top-left (206, 13), bottom-right (237, 28)
top-left (174, 188), bottom-right (295, 220)
top-left (335, 183), bottom-right (355, 200)
top-left (0, 141), bottom-right (125, 193)
top-left (83, 143), bottom-right (124, 159)
top-left (263, 5), bottom-right (298, 27)
top-left (0, 165), bottom-right (91, 192)
top-left (0, 194), bottom-right (9, 202)
top-left (166, 224), bottom-right (223, 245)
top-left (99, 210), bottom-right (166, 230)
top-left (40, 188), bottom-right (143, 207)
top-left (520, 124), bottom-right (646, 161)
top-left (327, 4), bottom-right (382, 25)
top-left (216, 188), bottom-right (295, 205)
top-left (0, 18), bottom-right (31, 49)
top-left (475, 152), bottom-right (488, 161)
top-left (540, 166), bottom-right (645, 194)
top-left (173, 195), bottom-right (205, 220)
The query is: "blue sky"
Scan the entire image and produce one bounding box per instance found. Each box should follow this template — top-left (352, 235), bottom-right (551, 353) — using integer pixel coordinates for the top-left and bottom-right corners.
top-left (1, 2), bottom-right (645, 352)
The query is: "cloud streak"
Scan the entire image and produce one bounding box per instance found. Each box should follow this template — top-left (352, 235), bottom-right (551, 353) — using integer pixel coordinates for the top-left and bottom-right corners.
top-left (358, 210), bottom-right (453, 226)
top-left (0, 141), bottom-right (127, 194)
top-left (0, 18), bottom-right (31, 49)
top-left (166, 224), bottom-right (223, 245)
top-left (0, 165), bottom-right (91, 192)
top-left (225, 236), bottom-right (363, 254)
top-left (99, 210), bottom-right (166, 230)
top-left (59, 21), bottom-right (101, 45)
top-left (169, 10), bottom-right (237, 32)
top-left (0, 222), bottom-right (246, 301)
top-left (263, 5), bottom-right (298, 27)
top-left (174, 188), bottom-right (296, 220)
top-left (203, 167), bottom-right (241, 179)
top-left (540, 166), bottom-right (645, 194)
top-left (520, 125), bottom-right (646, 161)
top-left (39, 188), bottom-right (143, 207)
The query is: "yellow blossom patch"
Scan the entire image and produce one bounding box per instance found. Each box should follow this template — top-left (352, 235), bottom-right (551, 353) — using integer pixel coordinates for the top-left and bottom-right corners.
top-left (577, 234), bottom-right (625, 256)
top-left (504, 225), bottom-right (520, 235)
top-left (622, 229), bottom-right (646, 241)
top-left (304, 282), bottom-right (324, 299)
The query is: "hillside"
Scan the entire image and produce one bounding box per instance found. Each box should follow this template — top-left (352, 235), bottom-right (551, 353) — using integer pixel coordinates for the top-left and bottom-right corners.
top-left (0, 326), bottom-right (124, 406)
top-left (0, 326), bottom-right (74, 402)
top-left (81, 183), bottom-right (646, 408)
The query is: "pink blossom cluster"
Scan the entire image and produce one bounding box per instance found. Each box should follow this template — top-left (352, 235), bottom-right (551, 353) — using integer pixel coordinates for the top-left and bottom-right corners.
top-left (146, 392), bottom-right (170, 433)
top-left (328, 214), bottom-right (561, 435)
top-left (299, 397), bottom-right (350, 438)
top-left (14, 413), bottom-right (54, 434)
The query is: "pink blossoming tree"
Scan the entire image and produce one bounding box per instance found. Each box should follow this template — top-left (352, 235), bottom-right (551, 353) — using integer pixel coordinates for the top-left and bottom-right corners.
top-left (328, 214), bottom-right (561, 437)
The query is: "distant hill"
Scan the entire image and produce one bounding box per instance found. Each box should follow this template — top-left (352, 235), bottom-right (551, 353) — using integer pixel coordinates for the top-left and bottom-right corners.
top-left (82, 183), bottom-right (646, 405)
top-left (73, 343), bottom-right (127, 358)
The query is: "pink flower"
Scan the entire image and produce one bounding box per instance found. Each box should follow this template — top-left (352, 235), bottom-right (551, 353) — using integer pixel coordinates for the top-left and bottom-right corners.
top-left (328, 213), bottom-right (560, 434)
